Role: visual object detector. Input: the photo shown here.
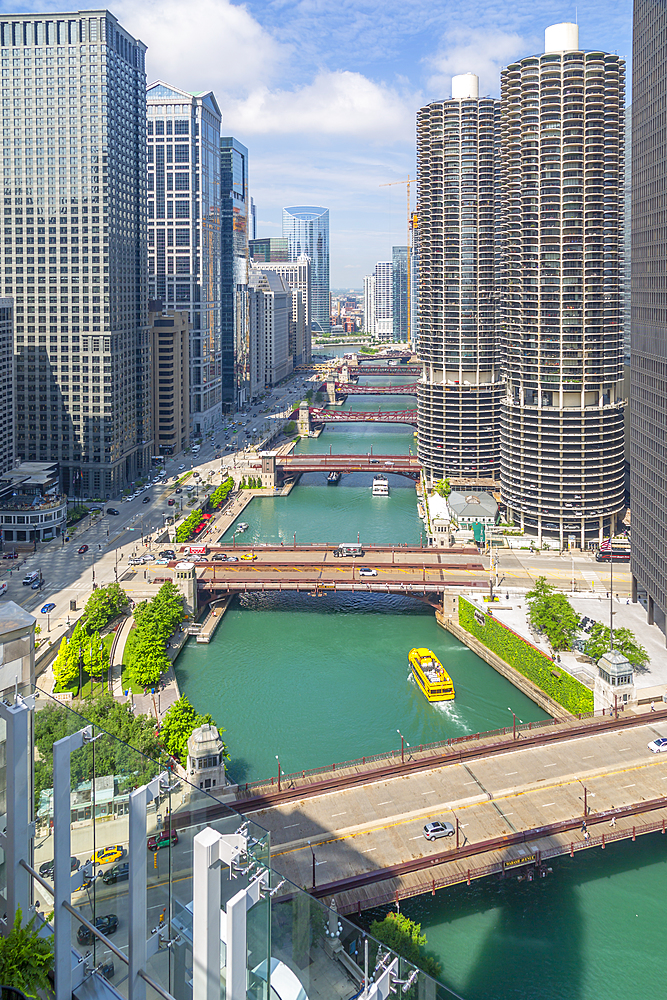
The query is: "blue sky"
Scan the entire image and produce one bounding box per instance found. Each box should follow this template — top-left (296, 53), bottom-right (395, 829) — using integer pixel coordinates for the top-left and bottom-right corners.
top-left (4, 0), bottom-right (633, 285)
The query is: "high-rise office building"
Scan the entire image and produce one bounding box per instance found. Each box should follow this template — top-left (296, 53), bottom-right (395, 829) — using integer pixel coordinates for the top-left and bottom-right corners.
top-left (631, 0), bottom-right (667, 635)
top-left (249, 237), bottom-right (289, 262)
top-left (417, 74), bottom-right (502, 482)
top-left (3, 10), bottom-right (151, 497)
top-left (0, 299), bottom-right (13, 475)
top-left (363, 274), bottom-right (375, 336)
top-left (221, 136), bottom-right (249, 410)
top-left (392, 246), bottom-right (408, 342)
top-left (253, 256), bottom-right (311, 364)
top-left (283, 206), bottom-right (329, 333)
top-left (374, 260), bottom-right (393, 340)
top-left (500, 25), bottom-right (626, 546)
top-left (248, 267), bottom-right (292, 395)
top-left (146, 82), bottom-right (221, 434)
top-left (149, 305), bottom-right (190, 456)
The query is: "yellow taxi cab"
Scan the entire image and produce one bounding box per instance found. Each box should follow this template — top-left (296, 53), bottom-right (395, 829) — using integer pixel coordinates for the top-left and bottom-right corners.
top-left (91, 845), bottom-right (125, 866)
top-left (240, 551), bottom-right (257, 561)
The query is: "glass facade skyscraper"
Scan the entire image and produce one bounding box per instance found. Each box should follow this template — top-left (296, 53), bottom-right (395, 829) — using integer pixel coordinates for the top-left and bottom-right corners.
top-left (631, 0), bottom-right (667, 636)
top-left (147, 82), bottom-right (221, 433)
top-left (282, 205), bottom-right (329, 333)
top-left (1, 10), bottom-right (151, 497)
top-left (221, 136), bottom-right (249, 409)
top-left (392, 245), bottom-right (408, 342)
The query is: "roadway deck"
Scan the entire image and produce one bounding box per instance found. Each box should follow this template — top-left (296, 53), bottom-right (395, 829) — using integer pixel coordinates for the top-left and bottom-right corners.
top-left (250, 714), bottom-right (667, 912)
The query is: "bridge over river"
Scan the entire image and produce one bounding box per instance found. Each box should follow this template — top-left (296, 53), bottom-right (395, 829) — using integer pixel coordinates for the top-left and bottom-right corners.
top-left (231, 710), bottom-right (667, 913)
top-left (277, 454), bottom-right (421, 478)
top-left (193, 544), bottom-right (487, 597)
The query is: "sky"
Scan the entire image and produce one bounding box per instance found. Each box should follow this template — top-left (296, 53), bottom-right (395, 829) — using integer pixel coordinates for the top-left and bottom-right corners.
top-left (2, 0), bottom-right (633, 285)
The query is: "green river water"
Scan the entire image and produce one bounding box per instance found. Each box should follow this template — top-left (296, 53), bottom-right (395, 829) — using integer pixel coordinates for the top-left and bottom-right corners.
top-left (175, 359), bottom-right (667, 1000)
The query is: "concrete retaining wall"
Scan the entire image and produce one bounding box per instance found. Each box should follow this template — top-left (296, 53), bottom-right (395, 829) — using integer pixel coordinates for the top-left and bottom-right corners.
top-left (435, 609), bottom-right (573, 721)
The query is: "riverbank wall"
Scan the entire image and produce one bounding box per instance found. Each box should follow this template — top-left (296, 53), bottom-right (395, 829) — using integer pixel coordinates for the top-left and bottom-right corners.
top-left (436, 606), bottom-right (573, 721)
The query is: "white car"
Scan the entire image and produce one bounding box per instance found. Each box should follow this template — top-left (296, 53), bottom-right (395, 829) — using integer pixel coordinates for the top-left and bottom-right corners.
top-left (648, 738), bottom-right (667, 753)
top-left (178, 465), bottom-right (186, 471)
top-left (359, 567), bottom-right (378, 577)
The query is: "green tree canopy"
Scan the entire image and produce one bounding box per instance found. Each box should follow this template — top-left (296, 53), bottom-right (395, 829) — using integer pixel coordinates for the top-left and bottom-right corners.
top-left (81, 582), bottom-right (128, 635)
top-left (584, 623), bottom-right (650, 667)
top-left (34, 693), bottom-right (163, 807)
top-left (209, 476), bottom-right (235, 510)
top-left (369, 913), bottom-right (440, 981)
top-left (126, 582), bottom-right (185, 689)
top-left (160, 694), bottom-right (228, 764)
top-left (526, 576), bottom-right (579, 651)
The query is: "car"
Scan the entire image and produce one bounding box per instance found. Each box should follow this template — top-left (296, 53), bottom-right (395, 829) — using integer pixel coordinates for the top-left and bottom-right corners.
top-left (240, 552), bottom-right (257, 561)
top-left (147, 828), bottom-right (178, 851)
top-left (212, 553), bottom-right (228, 562)
top-left (178, 465), bottom-right (186, 471)
top-left (227, 555), bottom-right (239, 562)
top-left (41, 602), bottom-right (56, 614)
top-left (423, 821), bottom-right (455, 841)
top-left (88, 507), bottom-right (102, 514)
top-left (102, 862), bottom-right (130, 885)
top-left (2, 551), bottom-right (18, 559)
top-left (31, 578), bottom-right (45, 590)
top-left (154, 559), bottom-right (168, 566)
top-left (167, 498), bottom-right (176, 506)
top-left (359, 567), bottom-right (378, 577)
top-left (172, 475), bottom-right (179, 482)
top-left (77, 915), bottom-right (118, 945)
top-left (39, 856), bottom-right (80, 879)
top-left (106, 508), bottom-right (120, 516)
top-left (160, 550), bottom-right (176, 559)
top-left (175, 488), bottom-right (182, 494)
top-left (91, 845), bottom-right (125, 866)
top-left (78, 544), bottom-right (89, 554)
top-left (142, 496), bottom-right (152, 504)
top-left (648, 738), bottom-right (667, 753)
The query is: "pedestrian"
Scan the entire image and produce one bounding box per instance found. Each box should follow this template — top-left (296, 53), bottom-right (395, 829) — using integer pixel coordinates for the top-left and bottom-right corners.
top-left (651, 701), bottom-right (656, 712)
top-left (609, 815), bottom-right (616, 828)
top-left (581, 819), bottom-right (587, 833)
top-left (584, 829), bottom-right (590, 841)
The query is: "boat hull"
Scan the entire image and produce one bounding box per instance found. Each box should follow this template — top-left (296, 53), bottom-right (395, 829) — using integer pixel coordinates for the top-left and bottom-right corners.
top-left (408, 647), bottom-right (455, 702)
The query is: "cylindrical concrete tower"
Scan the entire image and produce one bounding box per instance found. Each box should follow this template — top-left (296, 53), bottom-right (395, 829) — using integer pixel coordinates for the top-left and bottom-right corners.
top-left (499, 26), bottom-right (626, 546)
top-left (417, 76), bottom-right (503, 483)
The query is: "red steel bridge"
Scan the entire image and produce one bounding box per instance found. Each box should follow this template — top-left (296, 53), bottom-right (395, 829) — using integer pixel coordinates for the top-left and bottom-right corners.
top-left (309, 408), bottom-right (418, 426)
top-left (277, 454), bottom-right (421, 478)
top-left (340, 365), bottom-right (421, 376)
top-left (331, 382), bottom-right (418, 395)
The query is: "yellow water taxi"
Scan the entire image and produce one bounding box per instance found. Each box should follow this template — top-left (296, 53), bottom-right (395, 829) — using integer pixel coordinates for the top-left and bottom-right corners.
top-left (408, 647), bottom-right (455, 702)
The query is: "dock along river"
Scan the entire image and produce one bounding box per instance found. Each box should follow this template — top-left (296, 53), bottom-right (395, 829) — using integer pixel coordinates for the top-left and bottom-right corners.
top-left (175, 353), bottom-right (667, 1000)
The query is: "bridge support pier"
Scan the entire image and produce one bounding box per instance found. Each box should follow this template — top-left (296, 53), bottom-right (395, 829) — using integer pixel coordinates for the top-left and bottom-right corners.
top-left (326, 379), bottom-right (337, 404)
top-left (298, 401), bottom-right (312, 437)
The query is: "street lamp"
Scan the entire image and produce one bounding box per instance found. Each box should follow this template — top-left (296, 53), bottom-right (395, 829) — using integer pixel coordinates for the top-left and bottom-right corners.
top-left (275, 754), bottom-right (281, 793)
top-left (308, 840), bottom-right (316, 889)
top-left (397, 729), bottom-right (409, 764)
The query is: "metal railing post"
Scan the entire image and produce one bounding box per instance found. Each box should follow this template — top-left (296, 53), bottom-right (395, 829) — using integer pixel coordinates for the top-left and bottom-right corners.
top-left (53, 726), bottom-right (90, 998)
top-left (0, 697), bottom-right (33, 929)
top-left (129, 773), bottom-right (165, 1000)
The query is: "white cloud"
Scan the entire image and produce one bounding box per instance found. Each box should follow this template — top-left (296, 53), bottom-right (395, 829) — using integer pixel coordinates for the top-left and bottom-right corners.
top-left (226, 70), bottom-right (417, 140)
top-left (111, 0), bottom-right (285, 95)
top-left (426, 28), bottom-right (535, 99)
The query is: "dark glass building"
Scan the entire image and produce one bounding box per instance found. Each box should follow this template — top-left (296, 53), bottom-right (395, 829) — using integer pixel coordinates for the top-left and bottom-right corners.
top-left (221, 137), bottom-right (249, 409)
top-left (630, 0), bottom-right (667, 636)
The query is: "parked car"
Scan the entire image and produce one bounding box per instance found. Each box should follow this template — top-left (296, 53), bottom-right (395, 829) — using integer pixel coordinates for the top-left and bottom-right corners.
top-left (102, 863), bottom-right (130, 885)
top-left (423, 821), bottom-right (455, 841)
top-left (2, 551), bottom-right (18, 559)
top-left (78, 544), bottom-right (89, 554)
top-left (41, 602), bottom-right (56, 614)
top-left (39, 856), bottom-right (80, 879)
top-left (77, 915), bottom-right (118, 945)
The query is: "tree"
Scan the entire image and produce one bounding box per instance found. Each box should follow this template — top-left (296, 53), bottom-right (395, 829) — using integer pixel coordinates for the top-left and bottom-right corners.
top-left (160, 695), bottom-right (228, 764)
top-left (285, 421), bottom-right (296, 435)
top-left (369, 913), bottom-right (440, 981)
top-left (0, 906), bottom-right (54, 998)
top-left (526, 576), bottom-right (579, 651)
top-left (81, 582), bottom-right (128, 634)
top-left (584, 623), bottom-right (650, 667)
top-left (126, 582), bottom-right (185, 689)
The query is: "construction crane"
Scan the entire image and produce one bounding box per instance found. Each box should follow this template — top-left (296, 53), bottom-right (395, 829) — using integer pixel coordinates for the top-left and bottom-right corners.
top-left (380, 175), bottom-right (416, 349)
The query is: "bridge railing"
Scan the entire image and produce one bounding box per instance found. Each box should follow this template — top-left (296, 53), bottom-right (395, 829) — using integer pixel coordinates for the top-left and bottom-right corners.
top-left (238, 710), bottom-right (626, 795)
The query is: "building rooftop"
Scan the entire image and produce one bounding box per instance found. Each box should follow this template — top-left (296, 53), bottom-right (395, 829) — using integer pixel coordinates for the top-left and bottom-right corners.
top-left (448, 490), bottom-right (498, 519)
top-left (0, 601), bottom-right (35, 635)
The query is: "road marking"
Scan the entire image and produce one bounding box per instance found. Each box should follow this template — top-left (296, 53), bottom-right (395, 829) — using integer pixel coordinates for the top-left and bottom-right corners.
top-left (623, 784), bottom-right (636, 788)
top-left (505, 771), bottom-right (518, 775)
top-left (377, 800), bottom-right (392, 805)
top-left (331, 812), bottom-right (347, 817)
top-left (582, 755), bottom-right (595, 759)
top-left (361, 848), bottom-right (377, 853)
top-left (544, 763), bottom-right (557, 767)
top-left (542, 802), bottom-right (556, 807)
top-left (283, 823), bottom-right (300, 829)
top-left (618, 748), bottom-right (631, 752)
top-left (421, 790), bottom-right (436, 795)
top-left (464, 781), bottom-right (477, 785)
